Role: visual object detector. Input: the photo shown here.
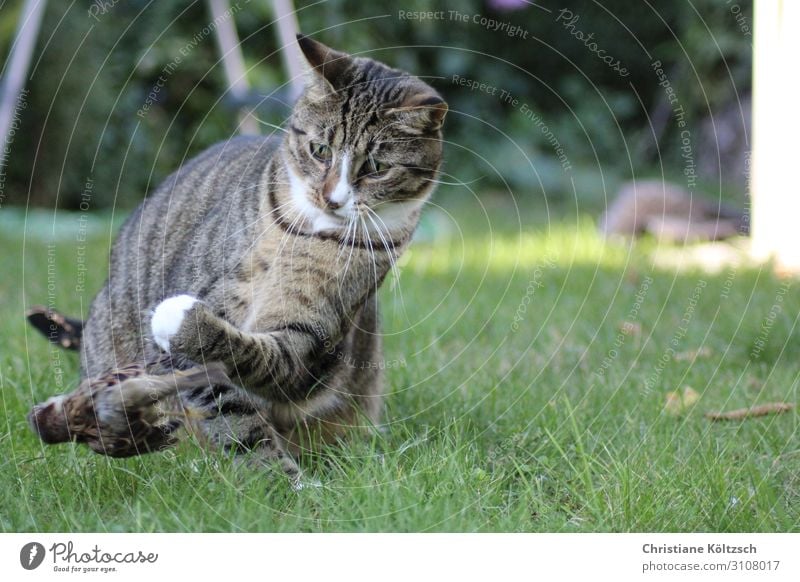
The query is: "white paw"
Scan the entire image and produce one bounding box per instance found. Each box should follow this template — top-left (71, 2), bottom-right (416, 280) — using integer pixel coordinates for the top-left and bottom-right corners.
top-left (151, 295), bottom-right (198, 353)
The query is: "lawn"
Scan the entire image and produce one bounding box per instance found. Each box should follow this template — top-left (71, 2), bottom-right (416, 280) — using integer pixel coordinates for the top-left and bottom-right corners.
top-left (1, 191), bottom-right (798, 532)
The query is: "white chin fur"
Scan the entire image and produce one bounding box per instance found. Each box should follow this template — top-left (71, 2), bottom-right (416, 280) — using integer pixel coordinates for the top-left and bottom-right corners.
top-left (286, 164), bottom-right (345, 232)
top-left (151, 295), bottom-right (198, 353)
top-left (371, 198), bottom-right (425, 232)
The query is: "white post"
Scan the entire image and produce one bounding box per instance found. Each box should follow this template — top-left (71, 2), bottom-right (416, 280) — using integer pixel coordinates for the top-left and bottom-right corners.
top-left (0, 0), bottom-right (47, 176)
top-left (207, 0), bottom-right (260, 135)
top-left (751, 0), bottom-right (800, 271)
top-left (272, 0), bottom-right (304, 103)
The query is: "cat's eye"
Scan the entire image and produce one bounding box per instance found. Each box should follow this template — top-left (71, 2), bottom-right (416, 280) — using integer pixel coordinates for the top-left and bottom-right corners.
top-left (309, 141), bottom-right (332, 163)
top-left (359, 157), bottom-right (390, 179)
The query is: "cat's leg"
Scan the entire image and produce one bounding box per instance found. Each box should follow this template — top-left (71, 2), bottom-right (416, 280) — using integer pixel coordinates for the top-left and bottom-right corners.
top-left (151, 294), bottom-right (342, 403)
top-left (180, 381), bottom-right (301, 484)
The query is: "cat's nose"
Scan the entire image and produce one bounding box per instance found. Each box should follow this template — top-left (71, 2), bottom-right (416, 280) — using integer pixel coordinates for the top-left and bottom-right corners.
top-left (324, 194), bottom-right (343, 210)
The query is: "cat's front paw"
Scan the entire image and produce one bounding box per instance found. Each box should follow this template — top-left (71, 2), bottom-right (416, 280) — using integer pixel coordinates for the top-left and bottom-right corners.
top-left (151, 295), bottom-right (198, 353)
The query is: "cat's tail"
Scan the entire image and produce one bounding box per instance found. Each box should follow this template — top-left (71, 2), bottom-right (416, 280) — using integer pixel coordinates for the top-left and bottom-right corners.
top-left (25, 306), bottom-right (84, 351)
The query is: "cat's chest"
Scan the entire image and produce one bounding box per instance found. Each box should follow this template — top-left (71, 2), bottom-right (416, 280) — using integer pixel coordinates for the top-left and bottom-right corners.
top-left (213, 206), bottom-right (392, 334)
top-left (223, 237), bottom-right (344, 332)
top-left (220, 252), bottom-right (275, 331)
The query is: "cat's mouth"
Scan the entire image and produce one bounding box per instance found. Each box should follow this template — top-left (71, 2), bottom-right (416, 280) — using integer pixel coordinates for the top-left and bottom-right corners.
top-left (317, 204), bottom-right (350, 223)
top-left (313, 193), bottom-right (366, 224)
top-left (292, 198), bottom-right (350, 233)
top-left (313, 202), bottom-right (349, 223)
top-left (327, 205), bottom-right (353, 221)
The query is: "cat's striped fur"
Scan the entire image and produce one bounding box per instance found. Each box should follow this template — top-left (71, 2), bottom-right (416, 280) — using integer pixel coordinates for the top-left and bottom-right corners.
top-left (30, 36), bottom-right (446, 475)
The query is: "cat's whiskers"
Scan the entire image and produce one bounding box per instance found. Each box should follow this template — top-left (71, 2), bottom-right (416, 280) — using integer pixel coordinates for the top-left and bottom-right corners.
top-left (234, 201), bottom-right (299, 279)
top-left (271, 206), bottom-right (312, 315)
top-left (271, 195), bottom-right (309, 273)
top-left (218, 181), bottom-right (291, 241)
top-left (334, 214), bottom-right (358, 301)
top-left (357, 213), bottom-right (381, 316)
top-left (364, 207), bottom-right (409, 320)
top-left (287, 201), bottom-right (331, 300)
top-left (228, 198), bottom-right (295, 244)
top-left (368, 119), bottom-right (410, 144)
top-left (363, 206), bottom-right (393, 250)
top-left (340, 211), bottom-right (361, 284)
top-left (249, 116), bottom-right (289, 134)
top-left (422, 176), bottom-right (484, 187)
top-left (274, 204), bottom-right (307, 260)
top-left (335, 211), bottom-right (357, 265)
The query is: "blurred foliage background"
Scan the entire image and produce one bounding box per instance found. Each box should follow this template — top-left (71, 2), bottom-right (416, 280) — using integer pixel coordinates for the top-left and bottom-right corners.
top-left (0, 0), bottom-right (752, 210)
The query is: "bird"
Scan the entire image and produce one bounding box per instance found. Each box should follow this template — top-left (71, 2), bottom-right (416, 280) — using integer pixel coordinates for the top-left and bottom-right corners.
top-left (28, 362), bottom-right (230, 458)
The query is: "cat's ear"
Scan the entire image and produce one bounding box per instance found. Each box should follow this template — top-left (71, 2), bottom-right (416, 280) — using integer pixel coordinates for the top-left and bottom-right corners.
top-left (385, 92), bottom-right (448, 133)
top-left (296, 34), bottom-right (351, 93)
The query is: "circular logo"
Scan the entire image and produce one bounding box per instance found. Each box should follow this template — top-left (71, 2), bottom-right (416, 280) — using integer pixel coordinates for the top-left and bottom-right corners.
top-left (20, 542), bottom-right (46, 570)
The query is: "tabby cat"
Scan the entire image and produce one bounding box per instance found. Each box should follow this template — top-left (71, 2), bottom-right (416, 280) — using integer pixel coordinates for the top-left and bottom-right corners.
top-left (28, 35), bottom-right (447, 479)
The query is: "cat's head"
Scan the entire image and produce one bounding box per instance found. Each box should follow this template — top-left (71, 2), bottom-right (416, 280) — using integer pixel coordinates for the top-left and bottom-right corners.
top-left (283, 35), bottom-right (447, 235)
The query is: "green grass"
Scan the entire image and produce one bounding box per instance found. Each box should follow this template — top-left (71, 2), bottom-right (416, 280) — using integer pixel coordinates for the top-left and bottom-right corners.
top-left (1, 193), bottom-right (799, 532)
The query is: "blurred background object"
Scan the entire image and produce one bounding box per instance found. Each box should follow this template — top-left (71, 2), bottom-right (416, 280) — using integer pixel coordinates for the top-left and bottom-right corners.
top-left (750, 0), bottom-right (800, 272)
top-left (0, 0), bottom-right (752, 213)
top-left (0, 0), bottom-right (46, 184)
top-left (599, 180), bottom-right (747, 242)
